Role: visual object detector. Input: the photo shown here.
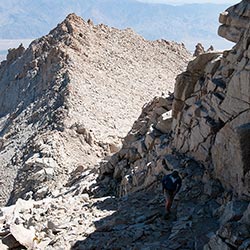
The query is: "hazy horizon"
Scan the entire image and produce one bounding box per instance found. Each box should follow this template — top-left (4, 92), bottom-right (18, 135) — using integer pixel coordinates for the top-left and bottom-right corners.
top-left (137, 0), bottom-right (237, 4)
top-left (0, 0), bottom-right (236, 61)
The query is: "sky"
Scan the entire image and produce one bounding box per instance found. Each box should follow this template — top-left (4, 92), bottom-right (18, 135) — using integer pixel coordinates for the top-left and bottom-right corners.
top-left (137, 0), bottom-right (238, 4)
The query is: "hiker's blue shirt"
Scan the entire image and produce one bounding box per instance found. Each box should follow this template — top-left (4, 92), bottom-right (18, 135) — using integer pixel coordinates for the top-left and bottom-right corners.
top-left (162, 174), bottom-right (182, 192)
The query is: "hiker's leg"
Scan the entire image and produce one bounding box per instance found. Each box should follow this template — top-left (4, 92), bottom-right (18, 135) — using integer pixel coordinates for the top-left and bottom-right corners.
top-left (166, 196), bottom-right (172, 212)
top-left (164, 190), bottom-right (171, 213)
top-left (166, 191), bottom-right (175, 213)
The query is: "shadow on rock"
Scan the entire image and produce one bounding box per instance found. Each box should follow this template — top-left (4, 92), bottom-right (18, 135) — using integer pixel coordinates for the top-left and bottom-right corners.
top-left (71, 189), bottom-right (176, 250)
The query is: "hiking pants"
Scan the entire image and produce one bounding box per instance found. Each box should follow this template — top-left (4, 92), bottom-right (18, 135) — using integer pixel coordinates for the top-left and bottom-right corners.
top-left (164, 189), bottom-right (175, 212)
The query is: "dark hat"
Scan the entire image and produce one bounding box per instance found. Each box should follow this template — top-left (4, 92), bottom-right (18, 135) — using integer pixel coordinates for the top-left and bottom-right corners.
top-left (172, 170), bottom-right (179, 178)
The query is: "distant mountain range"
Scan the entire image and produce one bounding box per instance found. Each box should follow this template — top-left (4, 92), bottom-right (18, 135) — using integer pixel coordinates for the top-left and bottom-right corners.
top-left (0, 0), bottom-right (234, 53)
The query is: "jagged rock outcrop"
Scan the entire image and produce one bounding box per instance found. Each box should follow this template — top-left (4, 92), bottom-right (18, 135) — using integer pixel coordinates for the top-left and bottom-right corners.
top-left (218, 0), bottom-right (250, 43)
top-left (0, 13), bottom-right (190, 206)
top-left (193, 42), bottom-right (205, 57)
top-left (100, 95), bottom-right (174, 196)
top-left (6, 44), bottom-right (25, 64)
top-left (99, 96), bottom-right (250, 248)
top-left (193, 44), bottom-right (214, 57)
top-left (207, 45), bottom-right (214, 52)
top-left (0, 158), bottom-right (224, 249)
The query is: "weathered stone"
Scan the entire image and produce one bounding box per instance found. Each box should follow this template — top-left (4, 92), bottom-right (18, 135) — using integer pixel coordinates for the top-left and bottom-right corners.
top-left (155, 111), bottom-right (172, 134)
top-left (172, 52), bottom-right (221, 151)
top-left (212, 112), bottom-right (250, 197)
top-left (219, 71), bottom-right (250, 118)
top-left (0, 12), bottom-right (191, 207)
top-left (144, 132), bottom-right (155, 150)
top-left (100, 161), bottom-right (114, 176)
top-left (108, 142), bottom-right (120, 153)
top-left (6, 44), bottom-right (25, 64)
top-left (163, 154), bottom-right (181, 170)
top-left (9, 223), bottom-right (36, 249)
top-left (32, 167), bottom-right (54, 182)
top-left (124, 133), bottom-right (138, 145)
top-left (154, 107), bottom-right (168, 116)
top-left (0, 138), bottom-right (4, 151)
top-left (204, 179), bottom-right (224, 198)
top-left (74, 124), bottom-right (95, 146)
top-left (26, 156), bottom-right (58, 170)
top-left (187, 52), bottom-right (221, 74)
top-left (239, 238), bottom-right (250, 250)
top-left (219, 200), bottom-right (249, 225)
top-left (204, 234), bottom-right (231, 250)
top-left (171, 8), bottom-right (250, 198)
top-left (47, 220), bottom-right (62, 233)
top-left (156, 96), bottom-right (173, 110)
top-left (218, 1), bottom-right (250, 43)
top-left (70, 165), bottom-right (84, 178)
top-left (36, 186), bottom-right (49, 198)
top-left (240, 203), bottom-right (250, 225)
top-left (137, 139), bottom-right (147, 157)
top-left (0, 3), bottom-right (249, 249)
top-left (207, 45), bottom-right (214, 52)
top-left (113, 159), bottom-right (128, 180)
top-left (218, 222), bottom-right (250, 245)
top-left (193, 43), bottom-right (205, 57)
top-left (1, 233), bottom-right (21, 249)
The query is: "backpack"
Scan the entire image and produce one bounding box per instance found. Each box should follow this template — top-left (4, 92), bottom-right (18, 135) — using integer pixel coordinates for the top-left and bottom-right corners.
top-left (162, 174), bottom-right (180, 191)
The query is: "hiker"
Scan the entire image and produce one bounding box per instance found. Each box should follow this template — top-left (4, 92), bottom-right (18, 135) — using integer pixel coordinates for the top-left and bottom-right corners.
top-left (162, 170), bottom-right (182, 214)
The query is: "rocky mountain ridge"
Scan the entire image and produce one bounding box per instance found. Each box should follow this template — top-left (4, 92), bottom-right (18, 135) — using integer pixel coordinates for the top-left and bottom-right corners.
top-left (0, 13), bottom-right (190, 206)
top-left (0, 0), bottom-right (232, 50)
top-left (0, 1), bottom-right (250, 250)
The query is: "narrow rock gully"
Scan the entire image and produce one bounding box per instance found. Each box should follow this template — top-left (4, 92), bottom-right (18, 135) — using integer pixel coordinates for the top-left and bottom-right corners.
top-left (72, 163), bottom-right (220, 250)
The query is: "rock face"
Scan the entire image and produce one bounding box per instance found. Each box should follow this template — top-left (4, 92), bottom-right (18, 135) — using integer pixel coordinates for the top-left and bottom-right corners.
top-left (193, 42), bottom-right (205, 56)
top-left (172, 0), bottom-right (250, 198)
top-left (193, 43), bottom-right (214, 57)
top-left (218, 0), bottom-right (250, 43)
top-left (0, 14), bottom-right (190, 206)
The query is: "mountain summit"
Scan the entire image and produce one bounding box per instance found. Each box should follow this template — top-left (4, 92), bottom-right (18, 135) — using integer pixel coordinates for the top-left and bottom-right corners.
top-left (0, 13), bottom-right (190, 206)
top-left (0, 1), bottom-right (232, 50)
